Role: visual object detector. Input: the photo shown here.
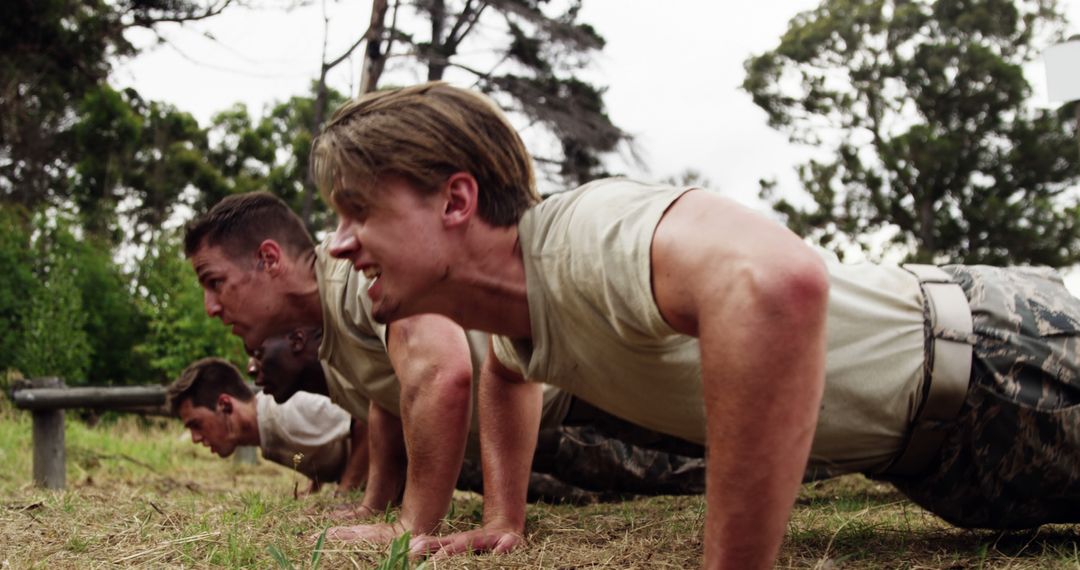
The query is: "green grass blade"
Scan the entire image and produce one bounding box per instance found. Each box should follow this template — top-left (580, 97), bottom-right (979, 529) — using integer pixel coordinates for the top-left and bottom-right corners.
top-left (266, 544), bottom-right (295, 570)
top-left (310, 528), bottom-right (327, 569)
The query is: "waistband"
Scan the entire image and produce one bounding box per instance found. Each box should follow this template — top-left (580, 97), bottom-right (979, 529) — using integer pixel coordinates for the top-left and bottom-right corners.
top-left (880, 264), bottom-right (974, 477)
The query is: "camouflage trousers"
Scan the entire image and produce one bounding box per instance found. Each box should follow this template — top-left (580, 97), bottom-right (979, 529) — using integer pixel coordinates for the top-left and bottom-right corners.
top-left (457, 398), bottom-right (706, 504)
top-left (885, 265), bottom-right (1080, 529)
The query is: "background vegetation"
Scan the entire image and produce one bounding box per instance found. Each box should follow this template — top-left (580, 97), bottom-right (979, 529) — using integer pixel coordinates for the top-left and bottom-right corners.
top-left (2, 0), bottom-right (1077, 387)
top-left (2, 1), bottom-right (1080, 566)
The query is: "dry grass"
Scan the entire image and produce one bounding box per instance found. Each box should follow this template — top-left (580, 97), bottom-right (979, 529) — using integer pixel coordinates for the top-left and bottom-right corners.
top-left (2, 400), bottom-right (1080, 568)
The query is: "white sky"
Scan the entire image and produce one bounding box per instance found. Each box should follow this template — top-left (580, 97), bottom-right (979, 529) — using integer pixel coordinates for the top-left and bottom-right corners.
top-left (112, 0), bottom-right (1080, 293)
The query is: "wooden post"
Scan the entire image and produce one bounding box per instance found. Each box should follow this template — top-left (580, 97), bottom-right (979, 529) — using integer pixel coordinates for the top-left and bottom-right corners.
top-left (30, 377), bottom-right (65, 489)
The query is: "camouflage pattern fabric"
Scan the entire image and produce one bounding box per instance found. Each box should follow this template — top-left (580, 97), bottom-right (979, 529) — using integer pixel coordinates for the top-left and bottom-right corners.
top-left (456, 400), bottom-right (707, 504)
top-left (532, 424), bottom-right (706, 497)
top-left (457, 456), bottom-right (616, 505)
top-left (885, 265), bottom-right (1080, 528)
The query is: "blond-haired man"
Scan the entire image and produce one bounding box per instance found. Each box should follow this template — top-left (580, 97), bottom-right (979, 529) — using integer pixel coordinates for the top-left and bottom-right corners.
top-left (311, 81), bottom-right (1080, 569)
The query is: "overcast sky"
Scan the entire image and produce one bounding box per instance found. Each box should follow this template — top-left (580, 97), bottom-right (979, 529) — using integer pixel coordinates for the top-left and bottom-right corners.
top-left (112, 0), bottom-right (1080, 291)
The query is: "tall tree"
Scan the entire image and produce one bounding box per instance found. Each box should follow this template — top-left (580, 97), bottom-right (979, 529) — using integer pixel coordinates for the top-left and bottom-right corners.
top-left (743, 0), bottom-right (1080, 265)
top-left (71, 86), bottom-right (226, 246)
top-left (337, 0), bottom-right (629, 190)
top-left (207, 85), bottom-right (347, 235)
top-left (1, 0), bottom-right (232, 221)
top-left (135, 232), bottom-right (246, 382)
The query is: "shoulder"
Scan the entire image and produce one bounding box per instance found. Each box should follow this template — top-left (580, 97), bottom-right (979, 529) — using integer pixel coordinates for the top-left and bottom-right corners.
top-left (523, 178), bottom-right (694, 253)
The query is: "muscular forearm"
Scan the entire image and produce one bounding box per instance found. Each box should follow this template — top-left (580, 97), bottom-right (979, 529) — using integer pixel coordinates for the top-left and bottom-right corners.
top-left (650, 189), bottom-right (831, 569)
top-left (337, 419), bottom-right (370, 493)
top-left (479, 369), bottom-right (542, 532)
top-left (396, 371), bottom-right (472, 533)
top-left (386, 315), bottom-right (475, 535)
top-left (698, 272), bottom-right (829, 568)
top-left (361, 404), bottom-right (407, 513)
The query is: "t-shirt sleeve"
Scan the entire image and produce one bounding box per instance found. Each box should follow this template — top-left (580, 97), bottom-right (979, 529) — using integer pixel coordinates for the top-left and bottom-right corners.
top-left (490, 335), bottom-right (526, 376)
top-left (277, 391), bottom-right (353, 446)
top-left (555, 182), bottom-right (694, 339)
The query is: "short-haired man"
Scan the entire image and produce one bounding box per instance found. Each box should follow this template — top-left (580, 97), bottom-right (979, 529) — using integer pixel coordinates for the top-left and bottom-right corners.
top-left (167, 358), bottom-right (367, 494)
top-left (310, 81), bottom-right (1080, 568)
top-left (184, 192), bottom-right (707, 543)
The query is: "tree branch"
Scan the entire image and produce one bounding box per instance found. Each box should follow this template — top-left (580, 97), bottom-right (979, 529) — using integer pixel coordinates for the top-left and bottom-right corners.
top-left (123, 0), bottom-right (235, 28)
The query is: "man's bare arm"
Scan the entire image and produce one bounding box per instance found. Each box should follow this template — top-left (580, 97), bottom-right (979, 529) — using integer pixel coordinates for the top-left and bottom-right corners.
top-left (322, 403), bottom-right (406, 538)
top-left (336, 419), bottom-right (370, 494)
top-left (651, 190), bottom-right (829, 570)
top-left (387, 314), bottom-right (474, 535)
top-left (411, 339), bottom-right (541, 556)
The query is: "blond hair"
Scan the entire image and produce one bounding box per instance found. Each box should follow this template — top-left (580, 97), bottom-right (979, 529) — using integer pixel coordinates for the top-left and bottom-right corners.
top-left (311, 82), bottom-right (539, 226)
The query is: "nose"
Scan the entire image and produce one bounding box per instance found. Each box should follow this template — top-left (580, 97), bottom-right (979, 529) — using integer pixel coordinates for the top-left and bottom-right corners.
top-left (204, 289), bottom-right (222, 318)
top-left (328, 219), bottom-right (360, 260)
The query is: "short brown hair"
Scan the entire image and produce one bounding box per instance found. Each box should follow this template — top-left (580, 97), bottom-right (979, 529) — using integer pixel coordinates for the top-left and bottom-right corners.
top-left (183, 192), bottom-right (315, 261)
top-left (167, 358), bottom-right (253, 415)
top-left (311, 82), bottom-right (540, 227)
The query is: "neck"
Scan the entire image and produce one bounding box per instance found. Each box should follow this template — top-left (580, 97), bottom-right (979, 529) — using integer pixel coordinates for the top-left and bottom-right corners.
top-left (439, 223), bottom-right (532, 338)
top-left (236, 400), bottom-right (261, 446)
top-left (282, 253), bottom-right (325, 327)
top-left (301, 363), bottom-right (330, 397)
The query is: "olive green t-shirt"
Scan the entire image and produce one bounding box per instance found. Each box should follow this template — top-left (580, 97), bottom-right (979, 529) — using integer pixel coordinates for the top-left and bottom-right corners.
top-left (492, 178), bottom-right (926, 474)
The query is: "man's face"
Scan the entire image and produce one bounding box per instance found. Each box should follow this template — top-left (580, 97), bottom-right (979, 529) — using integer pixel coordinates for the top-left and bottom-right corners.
top-left (190, 242), bottom-right (282, 350)
top-left (177, 398), bottom-right (240, 458)
top-left (250, 336), bottom-right (304, 403)
top-left (328, 175), bottom-right (451, 323)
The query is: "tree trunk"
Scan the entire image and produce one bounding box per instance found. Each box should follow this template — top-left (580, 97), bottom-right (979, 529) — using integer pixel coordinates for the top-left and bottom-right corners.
top-left (359, 0), bottom-right (390, 94)
top-left (426, 0), bottom-right (448, 80)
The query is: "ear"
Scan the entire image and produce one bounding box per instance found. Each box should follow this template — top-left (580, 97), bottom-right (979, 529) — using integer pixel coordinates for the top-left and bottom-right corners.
top-left (287, 329), bottom-right (307, 353)
top-left (442, 172), bottom-right (479, 228)
top-left (256, 240), bottom-right (284, 275)
top-left (217, 394), bottom-right (233, 415)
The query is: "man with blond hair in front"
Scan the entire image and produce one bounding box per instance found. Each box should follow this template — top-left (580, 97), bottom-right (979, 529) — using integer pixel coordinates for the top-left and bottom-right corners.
top-left (310, 81), bottom-right (1080, 568)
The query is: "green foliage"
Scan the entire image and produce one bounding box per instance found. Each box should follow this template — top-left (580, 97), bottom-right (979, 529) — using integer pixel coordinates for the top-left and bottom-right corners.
top-left (207, 85), bottom-right (346, 235)
top-left (0, 0), bottom-right (129, 207)
top-left (70, 236), bottom-right (151, 386)
top-left (0, 206), bottom-right (38, 375)
top-left (69, 85), bottom-right (227, 246)
top-left (135, 232), bottom-right (246, 382)
top-left (0, 0), bottom-right (227, 212)
top-left (13, 216), bottom-right (92, 383)
top-left (744, 0), bottom-right (1080, 265)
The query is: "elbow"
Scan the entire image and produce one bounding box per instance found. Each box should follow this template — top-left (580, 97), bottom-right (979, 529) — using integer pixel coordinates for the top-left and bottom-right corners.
top-left (435, 367), bottom-right (474, 402)
top-left (781, 253), bottom-right (830, 319)
top-left (739, 250), bottom-right (830, 329)
top-left (401, 364), bottom-right (473, 411)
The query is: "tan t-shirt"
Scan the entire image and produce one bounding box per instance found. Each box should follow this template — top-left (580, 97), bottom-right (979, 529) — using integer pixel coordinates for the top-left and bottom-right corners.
top-left (492, 178), bottom-right (926, 474)
top-left (256, 391), bottom-right (352, 483)
top-left (314, 238), bottom-right (573, 456)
